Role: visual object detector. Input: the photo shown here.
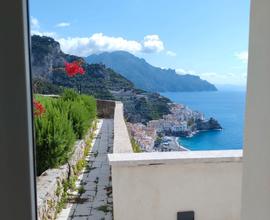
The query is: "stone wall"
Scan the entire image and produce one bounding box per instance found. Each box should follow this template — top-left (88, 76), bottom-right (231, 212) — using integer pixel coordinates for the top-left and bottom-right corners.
top-left (36, 128), bottom-right (93, 220)
top-left (96, 99), bottom-right (116, 119)
top-left (37, 99), bottom-right (117, 219)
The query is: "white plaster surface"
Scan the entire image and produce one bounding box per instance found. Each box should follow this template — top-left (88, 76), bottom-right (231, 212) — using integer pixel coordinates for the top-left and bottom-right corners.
top-left (113, 102), bottom-right (133, 153)
top-left (242, 1), bottom-right (270, 219)
top-left (110, 100), bottom-right (243, 220)
top-left (111, 153), bottom-right (242, 220)
top-left (108, 150), bottom-right (242, 166)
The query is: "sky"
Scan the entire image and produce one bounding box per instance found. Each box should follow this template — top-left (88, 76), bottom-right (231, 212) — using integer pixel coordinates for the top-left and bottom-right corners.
top-left (29, 0), bottom-right (250, 87)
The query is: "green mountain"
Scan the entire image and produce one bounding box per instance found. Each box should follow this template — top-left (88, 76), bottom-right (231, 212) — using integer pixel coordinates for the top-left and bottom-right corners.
top-left (86, 51), bottom-right (217, 92)
top-left (31, 35), bottom-right (171, 123)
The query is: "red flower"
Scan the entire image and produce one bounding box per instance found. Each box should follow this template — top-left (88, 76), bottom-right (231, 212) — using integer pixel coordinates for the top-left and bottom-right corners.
top-left (33, 99), bottom-right (46, 116)
top-left (64, 61), bottom-right (85, 77)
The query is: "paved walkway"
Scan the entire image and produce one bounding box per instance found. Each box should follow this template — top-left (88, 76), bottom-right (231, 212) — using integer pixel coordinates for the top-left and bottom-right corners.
top-left (57, 119), bottom-right (113, 220)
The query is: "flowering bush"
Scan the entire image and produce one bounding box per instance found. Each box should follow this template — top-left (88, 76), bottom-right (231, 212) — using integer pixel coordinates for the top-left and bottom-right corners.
top-left (64, 61), bottom-right (85, 77)
top-left (32, 60), bottom-right (86, 117)
top-left (33, 60), bottom-right (88, 175)
top-left (33, 99), bottom-right (46, 116)
top-left (64, 60), bottom-right (86, 94)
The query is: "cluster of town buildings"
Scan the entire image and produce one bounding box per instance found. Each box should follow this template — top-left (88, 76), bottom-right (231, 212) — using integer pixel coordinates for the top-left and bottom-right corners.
top-left (127, 103), bottom-right (205, 152)
top-left (148, 104), bottom-right (204, 134)
top-left (127, 122), bottom-right (157, 152)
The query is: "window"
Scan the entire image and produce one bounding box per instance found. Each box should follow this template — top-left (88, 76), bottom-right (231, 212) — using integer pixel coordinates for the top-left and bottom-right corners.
top-left (5, 0), bottom-right (268, 218)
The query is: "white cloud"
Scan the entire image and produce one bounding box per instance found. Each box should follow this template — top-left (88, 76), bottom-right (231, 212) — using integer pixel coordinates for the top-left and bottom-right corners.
top-left (31, 30), bottom-right (56, 38)
top-left (166, 50), bottom-right (177, 57)
top-left (57, 33), bottom-right (165, 56)
top-left (30, 16), bottom-right (40, 29)
top-left (28, 19), bottom-right (165, 56)
top-left (176, 68), bottom-right (195, 75)
top-left (235, 51), bottom-right (248, 63)
top-left (56, 22), bottom-right (71, 28)
top-left (30, 16), bottom-right (56, 37)
top-left (142, 35), bottom-right (164, 53)
top-left (176, 68), bottom-right (247, 86)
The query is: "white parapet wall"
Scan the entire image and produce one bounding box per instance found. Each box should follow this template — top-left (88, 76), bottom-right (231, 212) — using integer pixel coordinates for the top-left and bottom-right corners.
top-left (113, 102), bottom-right (133, 153)
top-left (109, 151), bottom-right (242, 220)
top-left (109, 102), bottom-right (243, 220)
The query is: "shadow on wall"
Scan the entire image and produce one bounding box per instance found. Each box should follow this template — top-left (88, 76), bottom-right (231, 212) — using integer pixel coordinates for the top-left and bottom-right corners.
top-left (97, 99), bottom-right (116, 119)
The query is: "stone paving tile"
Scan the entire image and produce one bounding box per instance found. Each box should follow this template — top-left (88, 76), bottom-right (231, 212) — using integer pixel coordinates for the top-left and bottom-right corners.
top-left (57, 119), bottom-right (113, 220)
top-left (89, 208), bottom-right (107, 218)
top-left (72, 217), bottom-right (88, 220)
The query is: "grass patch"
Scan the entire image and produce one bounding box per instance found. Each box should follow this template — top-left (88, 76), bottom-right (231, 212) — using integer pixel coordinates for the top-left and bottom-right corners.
top-left (55, 183), bottom-right (68, 216)
top-left (131, 138), bottom-right (142, 153)
top-left (74, 159), bottom-right (86, 175)
top-left (78, 186), bottom-right (86, 195)
top-left (96, 205), bottom-right (110, 213)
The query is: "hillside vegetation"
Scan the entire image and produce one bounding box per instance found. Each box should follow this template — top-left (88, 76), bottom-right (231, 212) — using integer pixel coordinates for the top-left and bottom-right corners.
top-left (31, 35), bottom-right (171, 123)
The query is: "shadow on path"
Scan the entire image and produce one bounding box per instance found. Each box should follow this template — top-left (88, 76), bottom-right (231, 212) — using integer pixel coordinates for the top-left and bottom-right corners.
top-left (57, 119), bottom-right (113, 220)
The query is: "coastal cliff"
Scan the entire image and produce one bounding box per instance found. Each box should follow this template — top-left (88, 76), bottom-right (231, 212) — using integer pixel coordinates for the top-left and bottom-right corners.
top-left (196, 118), bottom-right (222, 131)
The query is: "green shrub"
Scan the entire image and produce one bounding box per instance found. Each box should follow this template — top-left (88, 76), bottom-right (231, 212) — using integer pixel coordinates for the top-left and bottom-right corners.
top-left (34, 89), bottom-right (97, 175)
top-left (61, 88), bottom-right (79, 101)
top-left (67, 101), bottom-right (87, 139)
top-left (61, 90), bottom-right (97, 139)
top-left (35, 99), bottom-right (75, 175)
top-left (80, 94), bottom-right (97, 119)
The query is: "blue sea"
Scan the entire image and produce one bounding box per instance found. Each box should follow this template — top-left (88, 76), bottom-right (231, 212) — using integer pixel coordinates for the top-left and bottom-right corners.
top-left (161, 91), bottom-right (246, 151)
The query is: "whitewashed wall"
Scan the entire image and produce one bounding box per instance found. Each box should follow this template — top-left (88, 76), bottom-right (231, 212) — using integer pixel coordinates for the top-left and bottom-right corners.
top-left (109, 150), bottom-right (242, 220)
top-left (113, 102), bottom-right (133, 153)
top-left (242, 0), bottom-right (270, 219)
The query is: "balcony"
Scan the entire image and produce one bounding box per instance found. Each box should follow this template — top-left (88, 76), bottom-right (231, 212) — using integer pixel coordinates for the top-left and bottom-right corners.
top-left (2, 1), bottom-right (270, 219)
top-left (108, 101), bottom-right (243, 220)
top-left (34, 99), bottom-right (242, 220)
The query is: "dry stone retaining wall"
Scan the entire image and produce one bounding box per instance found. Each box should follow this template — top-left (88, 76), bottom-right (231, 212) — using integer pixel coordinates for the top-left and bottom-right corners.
top-left (37, 100), bottom-right (117, 220)
top-left (36, 127), bottom-right (93, 220)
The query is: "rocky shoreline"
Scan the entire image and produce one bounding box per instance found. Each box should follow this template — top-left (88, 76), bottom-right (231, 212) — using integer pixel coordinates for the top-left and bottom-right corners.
top-left (154, 136), bottom-right (189, 152)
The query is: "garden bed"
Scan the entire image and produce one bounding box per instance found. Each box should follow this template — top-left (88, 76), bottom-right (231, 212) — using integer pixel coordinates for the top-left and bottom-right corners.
top-left (34, 89), bottom-right (97, 219)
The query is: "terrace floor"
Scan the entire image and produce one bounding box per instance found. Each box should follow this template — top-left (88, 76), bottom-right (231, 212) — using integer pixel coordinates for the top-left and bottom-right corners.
top-left (57, 119), bottom-right (114, 220)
